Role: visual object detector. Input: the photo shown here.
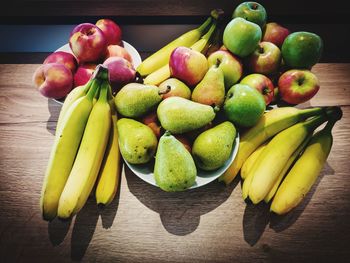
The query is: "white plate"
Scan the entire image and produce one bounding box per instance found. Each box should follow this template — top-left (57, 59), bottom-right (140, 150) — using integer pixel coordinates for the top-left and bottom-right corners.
top-left (53, 40), bottom-right (142, 104)
top-left (124, 133), bottom-right (240, 190)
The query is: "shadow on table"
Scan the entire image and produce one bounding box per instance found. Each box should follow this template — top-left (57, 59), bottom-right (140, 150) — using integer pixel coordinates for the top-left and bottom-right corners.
top-left (242, 161), bottom-right (334, 246)
top-left (47, 99), bottom-right (61, 135)
top-left (125, 165), bottom-right (239, 236)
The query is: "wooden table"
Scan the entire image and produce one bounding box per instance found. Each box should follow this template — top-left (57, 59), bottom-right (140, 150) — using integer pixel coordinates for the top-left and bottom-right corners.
top-left (0, 63), bottom-right (350, 262)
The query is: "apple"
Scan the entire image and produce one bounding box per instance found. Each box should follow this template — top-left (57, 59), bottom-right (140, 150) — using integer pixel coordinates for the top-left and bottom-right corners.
top-left (282, 31), bottom-right (323, 69)
top-left (103, 57), bottom-right (136, 88)
top-left (105, 44), bottom-right (132, 63)
top-left (96, 19), bottom-right (122, 46)
top-left (33, 63), bottom-right (73, 99)
top-left (69, 23), bottom-right (107, 63)
top-left (262, 22), bottom-right (290, 48)
top-left (240, 73), bottom-right (275, 105)
top-left (74, 63), bottom-right (97, 87)
top-left (208, 50), bottom-right (243, 88)
top-left (223, 17), bottom-right (262, 57)
top-left (169, 46), bottom-right (208, 86)
top-left (158, 78), bottom-right (191, 99)
top-left (232, 1), bottom-right (267, 28)
top-left (141, 111), bottom-right (162, 138)
top-left (248, 41), bottom-right (281, 75)
top-left (174, 135), bottom-right (192, 153)
top-left (43, 51), bottom-right (78, 73)
top-left (278, 69), bottom-right (320, 104)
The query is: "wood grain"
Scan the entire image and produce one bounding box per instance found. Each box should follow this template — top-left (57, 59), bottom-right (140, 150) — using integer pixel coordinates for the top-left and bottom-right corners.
top-left (0, 64), bottom-right (350, 262)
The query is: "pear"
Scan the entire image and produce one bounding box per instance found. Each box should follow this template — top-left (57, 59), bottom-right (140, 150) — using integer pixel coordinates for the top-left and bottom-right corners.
top-left (154, 132), bottom-right (196, 192)
top-left (157, 97), bottom-right (216, 134)
top-left (192, 121), bottom-right (237, 171)
top-left (159, 78), bottom-right (191, 99)
top-left (115, 83), bottom-right (168, 118)
top-left (191, 65), bottom-right (225, 107)
top-left (117, 118), bottom-right (158, 164)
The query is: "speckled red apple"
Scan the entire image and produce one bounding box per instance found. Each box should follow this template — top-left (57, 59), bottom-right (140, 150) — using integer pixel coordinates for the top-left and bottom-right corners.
top-left (74, 63), bottom-right (97, 87)
top-left (69, 23), bottom-right (107, 63)
top-left (105, 45), bottom-right (132, 63)
top-left (43, 51), bottom-right (78, 73)
top-left (96, 19), bottom-right (122, 46)
top-left (33, 63), bottom-right (73, 99)
top-left (103, 57), bottom-right (136, 88)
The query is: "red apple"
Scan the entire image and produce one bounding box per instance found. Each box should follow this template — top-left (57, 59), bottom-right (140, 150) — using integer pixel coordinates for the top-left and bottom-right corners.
top-left (169, 47), bottom-right (208, 86)
top-left (96, 19), bottom-right (122, 46)
top-left (248, 41), bottom-right (281, 75)
top-left (105, 44), bottom-right (132, 63)
top-left (240, 73), bottom-right (274, 105)
top-left (278, 69), bottom-right (320, 104)
top-left (262, 22), bottom-right (290, 48)
top-left (103, 57), bottom-right (136, 88)
top-left (74, 63), bottom-right (97, 87)
top-left (69, 23), bottom-right (107, 63)
top-left (43, 51), bottom-right (78, 73)
top-left (141, 111), bottom-right (162, 138)
top-left (33, 63), bottom-right (73, 99)
top-left (174, 135), bottom-right (192, 153)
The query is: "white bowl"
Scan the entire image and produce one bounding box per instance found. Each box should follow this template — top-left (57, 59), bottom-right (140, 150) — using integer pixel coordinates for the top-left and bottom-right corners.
top-left (124, 133), bottom-right (240, 190)
top-left (53, 41), bottom-right (142, 104)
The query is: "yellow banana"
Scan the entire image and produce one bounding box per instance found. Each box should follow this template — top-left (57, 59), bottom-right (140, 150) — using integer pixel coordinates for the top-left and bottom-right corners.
top-left (241, 142), bottom-right (268, 180)
top-left (137, 17), bottom-right (212, 76)
top-left (56, 81), bottom-right (92, 132)
top-left (248, 115), bottom-right (328, 204)
top-left (264, 135), bottom-right (311, 203)
top-left (219, 107), bottom-right (325, 185)
top-left (271, 113), bottom-right (341, 215)
top-left (40, 79), bottom-right (99, 221)
top-left (143, 21), bottom-right (217, 85)
top-left (95, 90), bottom-right (122, 207)
top-left (57, 80), bottom-right (111, 219)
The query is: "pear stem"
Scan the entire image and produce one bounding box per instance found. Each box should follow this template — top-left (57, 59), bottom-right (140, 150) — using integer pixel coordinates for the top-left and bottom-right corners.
top-left (158, 85), bottom-right (171, 95)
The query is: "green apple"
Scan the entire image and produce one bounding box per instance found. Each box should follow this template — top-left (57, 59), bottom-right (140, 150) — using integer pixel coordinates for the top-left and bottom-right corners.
top-left (223, 17), bottom-right (262, 58)
top-left (223, 84), bottom-right (266, 127)
top-left (232, 1), bottom-right (267, 28)
top-left (207, 50), bottom-right (243, 89)
top-left (281, 31), bottom-right (323, 69)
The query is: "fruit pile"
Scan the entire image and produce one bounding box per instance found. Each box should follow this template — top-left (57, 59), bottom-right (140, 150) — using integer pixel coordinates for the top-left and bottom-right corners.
top-left (36, 1), bottom-right (342, 220)
top-left (33, 19), bottom-right (136, 99)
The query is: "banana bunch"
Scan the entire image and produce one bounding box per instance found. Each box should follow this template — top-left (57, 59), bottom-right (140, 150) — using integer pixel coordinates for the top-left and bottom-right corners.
top-left (138, 9), bottom-right (223, 85)
top-left (40, 65), bottom-right (122, 221)
top-left (222, 106), bottom-right (342, 215)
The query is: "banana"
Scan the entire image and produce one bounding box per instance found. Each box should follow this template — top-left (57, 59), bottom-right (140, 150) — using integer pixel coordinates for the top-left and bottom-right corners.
top-left (40, 79), bottom-right (99, 221)
top-left (95, 89), bottom-right (122, 207)
top-left (57, 80), bottom-right (111, 219)
top-left (137, 16), bottom-right (212, 76)
top-left (241, 141), bottom-right (268, 180)
top-left (247, 114), bottom-right (328, 204)
top-left (219, 107), bottom-right (325, 185)
top-left (143, 21), bottom-right (217, 85)
top-left (56, 81), bottom-right (92, 133)
top-left (264, 135), bottom-right (311, 203)
top-left (271, 109), bottom-right (342, 215)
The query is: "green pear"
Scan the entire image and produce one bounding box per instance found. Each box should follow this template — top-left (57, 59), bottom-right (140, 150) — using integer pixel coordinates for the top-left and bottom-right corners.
top-left (192, 121), bottom-right (236, 171)
top-left (157, 97), bottom-right (216, 134)
top-left (191, 65), bottom-right (225, 107)
top-left (154, 132), bottom-right (196, 192)
top-left (117, 118), bottom-right (158, 164)
top-left (115, 83), bottom-right (165, 118)
top-left (159, 78), bottom-right (191, 99)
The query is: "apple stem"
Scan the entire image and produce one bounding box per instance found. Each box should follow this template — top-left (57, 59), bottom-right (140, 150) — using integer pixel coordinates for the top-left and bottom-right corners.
top-left (158, 85), bottom-right (171, 95)
top-left (216, 58), bottom-right (221, 67)
top-left (298, 77), bottom-right (305, 86)
top-left (259, 46), bottom-right (264, 54)
top-left (263, 87), bottom-right (270, 95)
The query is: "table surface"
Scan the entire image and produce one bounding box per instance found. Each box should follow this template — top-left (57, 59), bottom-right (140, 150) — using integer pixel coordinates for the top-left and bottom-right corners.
top-left (0, 63), bottom-right (350, 262)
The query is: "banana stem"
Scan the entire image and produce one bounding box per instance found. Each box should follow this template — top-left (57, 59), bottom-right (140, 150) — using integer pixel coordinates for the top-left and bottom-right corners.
top-left (201, 21), bottom-right (217, 41)
top-left (197, 17), bottom-right (212, 34)
top-left (298, 107), bottom-right (323, 119)
top-left (93, 64), bottom-right (109, 81)
top-left (303, 114), bottom-right (328, 132)
top-left (86, 79), bottom-right (101, 101)
top-left (99, 81), bottom-right (109, 103)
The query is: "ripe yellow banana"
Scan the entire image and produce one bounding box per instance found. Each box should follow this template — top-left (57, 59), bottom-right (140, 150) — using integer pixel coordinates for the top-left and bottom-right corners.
top-left (219, 107), bottom-right (325, 185)
top-left (137, 16), bottom-right (212, 76)
top-left (56, 81), bottom-right (92, 132)
top-left (95, 91), bottom-right (122, 207)
top-left (241, 142), bottom-right (268, 180)
top-left (143, 21), bottom-right (217, 85)
top-left (57, 80), bottom-right (111, 219)
top-left (271, 112), bottom-right (341, 215)
top-left (264, 135), bottom-right (311, 203)
top-left (248, 114), bottom-right (328, 204)
top-left (40, 79), bottom-right (99, 221)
